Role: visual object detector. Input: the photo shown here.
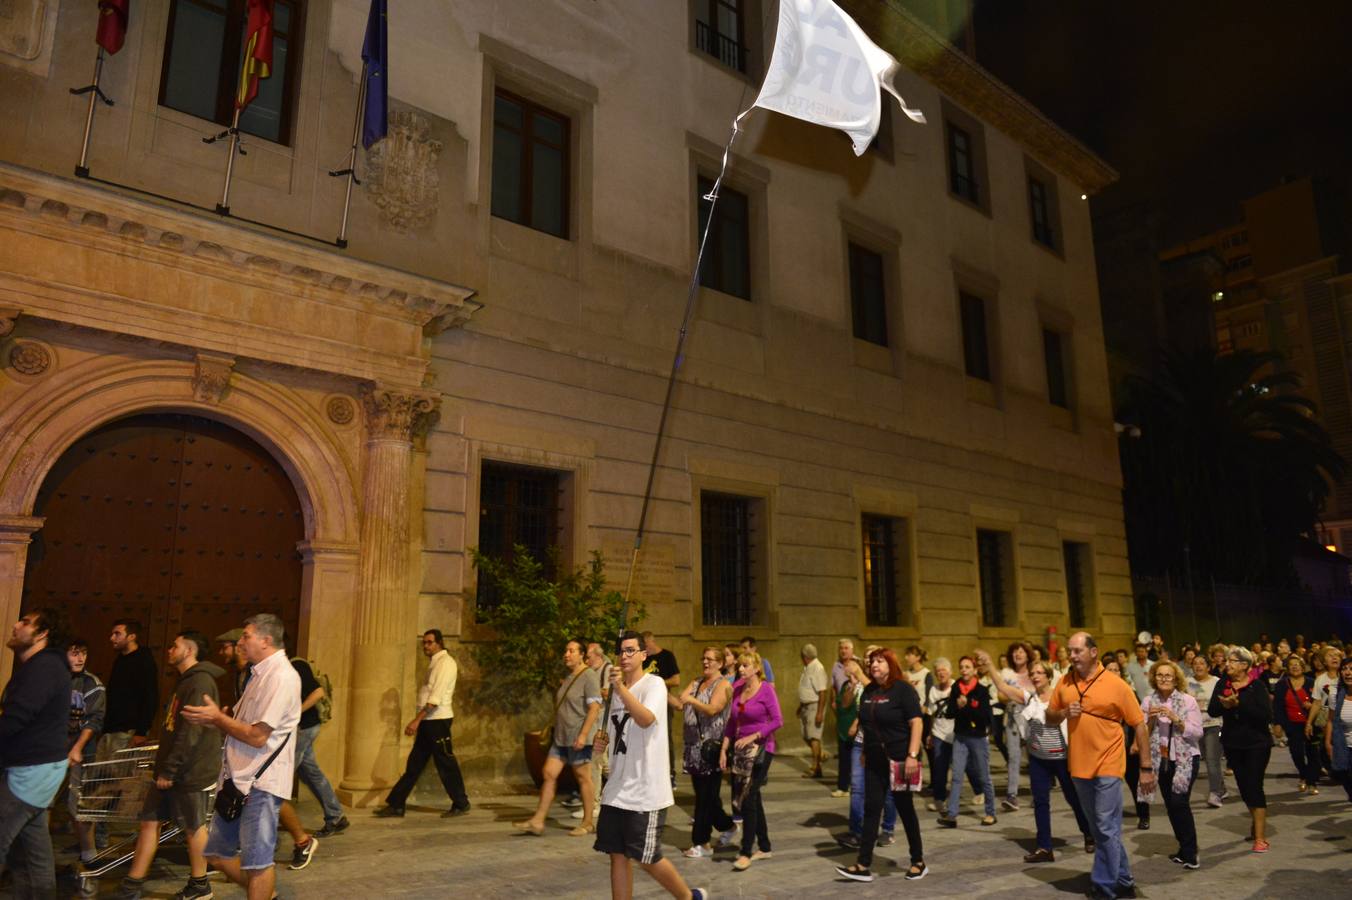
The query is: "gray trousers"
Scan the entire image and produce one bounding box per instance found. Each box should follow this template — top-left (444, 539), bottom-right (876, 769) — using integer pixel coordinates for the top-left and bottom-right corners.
top-left (0, 774), bottom-right (56, 899)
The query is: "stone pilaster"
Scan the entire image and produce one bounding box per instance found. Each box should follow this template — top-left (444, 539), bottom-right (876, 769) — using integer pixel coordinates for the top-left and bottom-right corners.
top-left (0, 515), bottom-right (44, 685)
top-left (341, 387), bottom-right (439, 796)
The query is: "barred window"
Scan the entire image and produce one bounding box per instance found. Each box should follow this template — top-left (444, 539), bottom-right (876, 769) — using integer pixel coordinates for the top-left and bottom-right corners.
top-left (694, 0), bottom-right (748, 73)
top-left (700, 491), bottom-right (759, 626)
top-left (1063, 541), bottom-right (1092, 627)
top-left (862, 515), bottom-right (910, 627)
top-left (976, 529), bottom-right (1013, 628)
top-left (476, 462), bottom-right (563, 617)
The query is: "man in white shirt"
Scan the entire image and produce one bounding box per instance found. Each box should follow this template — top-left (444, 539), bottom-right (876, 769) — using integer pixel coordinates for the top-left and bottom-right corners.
top-left (182, 614), bottom-right (300, 900)
top-left (374, 629), bottom-right (471, 818)
top-left (592, 631), bottom-right (708, 900)
top-left (798, 644), bottom-right (830, 778)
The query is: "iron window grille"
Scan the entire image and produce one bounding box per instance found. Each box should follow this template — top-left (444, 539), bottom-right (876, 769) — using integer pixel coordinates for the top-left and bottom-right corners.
top-left (701, 491), bottom-right (756, 626)
top-left (694, 0), bottom-right (748, 72)
top-left (476, 462), bottom-right (563, 618)
top-left (976, 529), bottom-right (1010, 628)
top-left (862, 515), bottom-right (908, 627)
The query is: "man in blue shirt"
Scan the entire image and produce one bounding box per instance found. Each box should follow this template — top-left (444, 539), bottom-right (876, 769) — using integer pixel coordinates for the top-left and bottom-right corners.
top-left (0, 607), bottom-right (72, 897)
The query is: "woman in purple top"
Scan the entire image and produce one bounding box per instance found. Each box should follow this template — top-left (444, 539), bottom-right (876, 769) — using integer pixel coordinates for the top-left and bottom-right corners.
top-left (720, 650), bottom-right (782, 872)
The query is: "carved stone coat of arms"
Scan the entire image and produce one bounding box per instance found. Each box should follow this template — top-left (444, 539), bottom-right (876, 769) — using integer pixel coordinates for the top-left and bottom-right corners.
top-left (362, 110), bottom-right (442, 234)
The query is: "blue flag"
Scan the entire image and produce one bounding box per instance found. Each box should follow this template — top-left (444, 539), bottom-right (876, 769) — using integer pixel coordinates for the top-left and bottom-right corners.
top-left (361, 0), bottom-right (388, 149)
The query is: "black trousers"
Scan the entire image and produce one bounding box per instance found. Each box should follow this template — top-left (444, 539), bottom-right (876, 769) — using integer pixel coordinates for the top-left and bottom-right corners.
top-left (858, 752), bottom-right (922, 869)
top-left (690, 772), bottom-right (734, 846)
top-left (1124, 752), bottom-right (1151, 822)
top-left (1159, 757), bottom-right (1199, 863)
top-left (1282, 723), bottom-right (1320, 784)
top-left (1227, 743), bottom-right (1271, 810)
top-left (837, 738), bottom-right (854, 791)
top-left (735, 752), bottom-right (773, 856)
top-left (386, 718), bottom-right (469, 809)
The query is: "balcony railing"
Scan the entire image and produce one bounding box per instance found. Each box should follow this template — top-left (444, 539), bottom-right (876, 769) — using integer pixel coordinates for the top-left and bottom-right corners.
top-left (695, 20), bottom-right (748, 73)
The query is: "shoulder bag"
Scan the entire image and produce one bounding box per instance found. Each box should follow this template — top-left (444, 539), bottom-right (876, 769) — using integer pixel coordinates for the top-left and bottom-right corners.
top-left (214, 732), bottom-right (291, 822)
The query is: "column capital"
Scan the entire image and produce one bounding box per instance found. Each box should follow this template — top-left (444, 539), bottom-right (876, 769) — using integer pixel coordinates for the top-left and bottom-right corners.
top-left (360, 385), bottom-right (440, 442)
top-left (0, 515), bottom-right (44, 542)
top-left (0, 308), bottom-right (19, 338)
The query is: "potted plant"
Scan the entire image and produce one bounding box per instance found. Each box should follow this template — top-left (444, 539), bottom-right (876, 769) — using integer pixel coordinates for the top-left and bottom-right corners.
top-left (470, 545), bottom-right (642, 788)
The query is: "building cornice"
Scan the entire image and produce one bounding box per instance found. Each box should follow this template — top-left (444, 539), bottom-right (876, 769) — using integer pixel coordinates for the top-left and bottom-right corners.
top-left (841, 0), bottom-right (1118, 194)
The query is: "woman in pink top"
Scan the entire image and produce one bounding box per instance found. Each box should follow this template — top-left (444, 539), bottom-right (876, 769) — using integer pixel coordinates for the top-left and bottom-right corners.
top-left (721, 650), bottom-right (782, 873)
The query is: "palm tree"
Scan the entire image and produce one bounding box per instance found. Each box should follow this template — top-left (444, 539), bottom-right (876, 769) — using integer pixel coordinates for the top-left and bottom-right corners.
top-left (1119, 348), bottom-right (1345, 586)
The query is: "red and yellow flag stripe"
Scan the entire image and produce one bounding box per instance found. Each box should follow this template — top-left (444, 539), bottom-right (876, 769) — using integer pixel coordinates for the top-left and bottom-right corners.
top-left (236, 0), bottom-right (275, 111)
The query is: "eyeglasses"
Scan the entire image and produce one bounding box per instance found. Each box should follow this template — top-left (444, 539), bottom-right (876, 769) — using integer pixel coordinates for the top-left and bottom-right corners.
top-left (702, 657), bottom-right (721, 664)
top-left (618, 647), bottom-right (642, 657)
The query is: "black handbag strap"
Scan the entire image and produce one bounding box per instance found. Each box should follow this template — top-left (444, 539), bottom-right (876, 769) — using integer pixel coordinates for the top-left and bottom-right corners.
top-left (252, 731), bottom-right (292, 780)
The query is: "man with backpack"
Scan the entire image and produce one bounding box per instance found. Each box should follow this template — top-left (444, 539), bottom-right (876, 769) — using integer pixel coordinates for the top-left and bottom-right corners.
top-left (292, 656), bottom-right (348, 839)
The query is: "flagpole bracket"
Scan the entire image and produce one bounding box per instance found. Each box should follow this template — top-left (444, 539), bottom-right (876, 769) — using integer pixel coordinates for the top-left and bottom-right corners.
top-left (327, 167), bottom-right (360, 186)
top-left (69, 84), bottom-right (115, 107)
top-left (74, 166), bottom-right (90, 179)
top-left (214, 203), bottom-right (231, 216)
top-left (335, 238), bottom-right (348, 250)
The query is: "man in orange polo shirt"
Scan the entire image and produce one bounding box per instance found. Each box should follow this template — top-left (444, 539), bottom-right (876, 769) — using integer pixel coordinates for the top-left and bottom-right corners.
top-left (1048, 632), bottom-right (1154, 900)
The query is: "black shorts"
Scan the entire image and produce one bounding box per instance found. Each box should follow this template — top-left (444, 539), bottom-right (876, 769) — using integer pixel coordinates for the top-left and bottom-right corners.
top-left (138, 784), bottom-right (211, 834)
top-left (593, 804), bottom-right (665, 864)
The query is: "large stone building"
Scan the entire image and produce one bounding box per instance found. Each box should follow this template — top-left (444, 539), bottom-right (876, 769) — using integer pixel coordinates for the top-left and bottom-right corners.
top-left (1, 0), bottom-right (1125, 790)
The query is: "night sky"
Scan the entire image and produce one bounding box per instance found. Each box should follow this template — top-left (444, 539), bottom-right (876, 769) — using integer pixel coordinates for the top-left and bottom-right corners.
top-left (970, 1), bottom-right (1352, 245)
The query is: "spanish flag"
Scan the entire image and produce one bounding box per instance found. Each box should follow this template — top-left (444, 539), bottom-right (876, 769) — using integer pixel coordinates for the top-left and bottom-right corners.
top-left (235, 0), bottom-right (275, 111)
top-left (96, 0), bottom-right (130, 55)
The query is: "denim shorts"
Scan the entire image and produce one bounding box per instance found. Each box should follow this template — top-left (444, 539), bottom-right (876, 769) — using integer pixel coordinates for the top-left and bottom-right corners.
top-left (548, 743), bottom-right (593, 766)
top-left (204, 787), bottom-right (283, 870)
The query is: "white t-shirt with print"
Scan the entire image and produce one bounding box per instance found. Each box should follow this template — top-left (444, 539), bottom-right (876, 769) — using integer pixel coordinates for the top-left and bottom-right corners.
top-left (601, 673), bottom-right (674, 812)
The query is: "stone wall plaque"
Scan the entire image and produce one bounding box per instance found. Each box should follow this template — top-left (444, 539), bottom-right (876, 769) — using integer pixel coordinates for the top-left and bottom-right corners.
top-left (602, 539), bottom-right (675, 606)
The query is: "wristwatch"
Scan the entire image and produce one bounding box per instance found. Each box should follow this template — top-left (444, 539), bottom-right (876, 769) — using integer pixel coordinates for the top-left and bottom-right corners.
top-left (907, 750), bottom-right (921, 760)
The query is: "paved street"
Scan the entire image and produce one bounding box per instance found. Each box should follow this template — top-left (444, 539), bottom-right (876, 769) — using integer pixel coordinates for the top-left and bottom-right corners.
top-left (67, 750), bottom-right (1348, 899)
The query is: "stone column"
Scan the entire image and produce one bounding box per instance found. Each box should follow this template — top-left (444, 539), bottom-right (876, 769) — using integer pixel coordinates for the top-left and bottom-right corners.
top-left (341, 387), bottom-right (439, 796)
top-left (297, 540), bottom-right (360, 786)
top-left (0, 516), bottom-right (44, 685)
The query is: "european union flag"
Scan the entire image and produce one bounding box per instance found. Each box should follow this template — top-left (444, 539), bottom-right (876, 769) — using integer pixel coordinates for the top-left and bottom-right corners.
top-left (361, 0), bottom-right (388, 149)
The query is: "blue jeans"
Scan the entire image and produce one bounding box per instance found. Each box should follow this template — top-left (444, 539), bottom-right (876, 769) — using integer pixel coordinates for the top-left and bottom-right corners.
top-left (946, 734), bottom-right (995, 818)
top-left (849, 742), bottom-right (894, 835)
top-left (929, 739), bottom-right (952, 803)
top-left (1028, 755), bottom-right (1092, 850)
top-left (296, 724), bottom-right (345, 825)
top-left (0, 775), bottom-right (55, 898)
top-left (1074, 775), bottom-right (1133, 897)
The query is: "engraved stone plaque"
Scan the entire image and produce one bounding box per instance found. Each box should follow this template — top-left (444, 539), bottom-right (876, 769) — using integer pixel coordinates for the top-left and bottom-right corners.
top-left (602, 539), bottom-right (676, 606)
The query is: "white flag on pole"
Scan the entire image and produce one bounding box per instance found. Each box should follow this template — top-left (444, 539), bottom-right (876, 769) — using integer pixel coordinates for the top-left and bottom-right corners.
top-left (751, 0), bottom-right (926, 156)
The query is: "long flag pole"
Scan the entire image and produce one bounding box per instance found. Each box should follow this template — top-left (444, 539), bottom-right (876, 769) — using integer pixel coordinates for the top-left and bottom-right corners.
top-left (331, 63), bottom-right (368, 249)
top-left (595, 114), bottom-right (747, 741)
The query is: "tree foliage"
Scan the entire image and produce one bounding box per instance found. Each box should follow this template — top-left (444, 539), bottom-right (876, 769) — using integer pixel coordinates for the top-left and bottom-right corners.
top-left (1119, 348), bottom-right (1345, 586)
top-left (469, 546), bottom-right (641, 713)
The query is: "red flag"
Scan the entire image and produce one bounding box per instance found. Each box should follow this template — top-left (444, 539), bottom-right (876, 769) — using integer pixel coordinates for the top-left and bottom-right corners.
top-left (96, 0), bottom-right (129, 55)
top-left (235, 0), bottom-right (275, 111)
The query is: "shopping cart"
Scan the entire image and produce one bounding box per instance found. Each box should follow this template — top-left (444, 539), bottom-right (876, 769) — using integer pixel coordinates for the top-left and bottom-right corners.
top-left (73, 744), bottom-right (214, 897)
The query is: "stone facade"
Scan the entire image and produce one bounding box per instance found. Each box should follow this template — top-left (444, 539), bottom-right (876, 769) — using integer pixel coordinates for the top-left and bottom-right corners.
top-left (2, 0), bottom-right (1127, 790)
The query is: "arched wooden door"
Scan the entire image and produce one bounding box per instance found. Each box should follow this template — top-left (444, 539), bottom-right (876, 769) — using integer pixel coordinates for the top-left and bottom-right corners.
top-left (22, 413), bottom-right (304, 725)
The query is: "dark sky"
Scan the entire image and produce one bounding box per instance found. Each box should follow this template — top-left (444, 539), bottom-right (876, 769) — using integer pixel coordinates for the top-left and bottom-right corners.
top-left (970, 1), bottom-right (1352, 245)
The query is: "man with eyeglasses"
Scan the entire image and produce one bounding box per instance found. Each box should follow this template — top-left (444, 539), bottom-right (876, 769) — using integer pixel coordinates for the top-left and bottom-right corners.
top-left (373, 629), bottom-right (471, 818)
top-left (1047, 632), bottom-right (1152, 900)
top-left (592, 631), bottom-right (708, 900)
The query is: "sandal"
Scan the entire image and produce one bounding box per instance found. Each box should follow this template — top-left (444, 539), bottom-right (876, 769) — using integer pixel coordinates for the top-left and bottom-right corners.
top-left (1252, 839), bottom-right (1270, 853)
top-left (568, 822), bottom-right (596, 836)
top-left (512, 820), bottom-right (544, 836)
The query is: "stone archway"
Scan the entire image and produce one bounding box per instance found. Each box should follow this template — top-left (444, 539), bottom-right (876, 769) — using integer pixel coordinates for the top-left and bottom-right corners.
top-left (0, 352), bottom-right (362, 775)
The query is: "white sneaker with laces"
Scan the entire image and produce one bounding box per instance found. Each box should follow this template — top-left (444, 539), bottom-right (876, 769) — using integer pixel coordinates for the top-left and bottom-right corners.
top-left (716, 825), bottom-right (739, 847)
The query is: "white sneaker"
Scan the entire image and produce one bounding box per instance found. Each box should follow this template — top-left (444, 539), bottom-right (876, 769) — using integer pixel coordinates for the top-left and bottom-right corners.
top-left (1206, 793), bottom-right (1222, 808)
top-left (716, 825), bottom-right (739, 847)
top-left (830, 789), bottom-right (848, 798)
top-left (683, 845), bottom-right (711, 859)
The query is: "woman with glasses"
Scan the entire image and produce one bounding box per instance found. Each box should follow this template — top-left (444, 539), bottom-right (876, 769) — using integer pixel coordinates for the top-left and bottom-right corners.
top-left (1271, 654), bottom-right (1319, 793)
top-left (677, 647), bottom-right (735, 858)
top-left (1209, 646), bottom-right (1274, 852)
top-left (720, 650), bottom-right (782, 872)
top-left (1321, 656), bottom-right (1352, 801)
top-left (1141, 660), bottom-right (1204, 868)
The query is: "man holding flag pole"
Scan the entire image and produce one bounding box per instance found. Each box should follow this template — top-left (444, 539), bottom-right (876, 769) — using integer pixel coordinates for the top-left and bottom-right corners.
top-left (592, 0), bottom-right (925, 886)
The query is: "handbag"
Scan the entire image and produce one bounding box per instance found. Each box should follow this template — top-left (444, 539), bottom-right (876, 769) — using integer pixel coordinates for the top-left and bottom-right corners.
top-left (529, 667), bottom-right (588, 747)
top-left (698, 738), bottom-right (722, 767)
top-left (214, 732), bottom-right (291, 822)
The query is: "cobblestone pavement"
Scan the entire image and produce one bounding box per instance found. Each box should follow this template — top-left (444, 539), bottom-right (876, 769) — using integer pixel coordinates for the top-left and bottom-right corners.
top-left (67, 749), bottom-right (1348, 899)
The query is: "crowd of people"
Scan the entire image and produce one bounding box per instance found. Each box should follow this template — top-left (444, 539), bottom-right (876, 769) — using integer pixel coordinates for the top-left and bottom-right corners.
top-left (3, 609), bottom-right (1350, 900)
